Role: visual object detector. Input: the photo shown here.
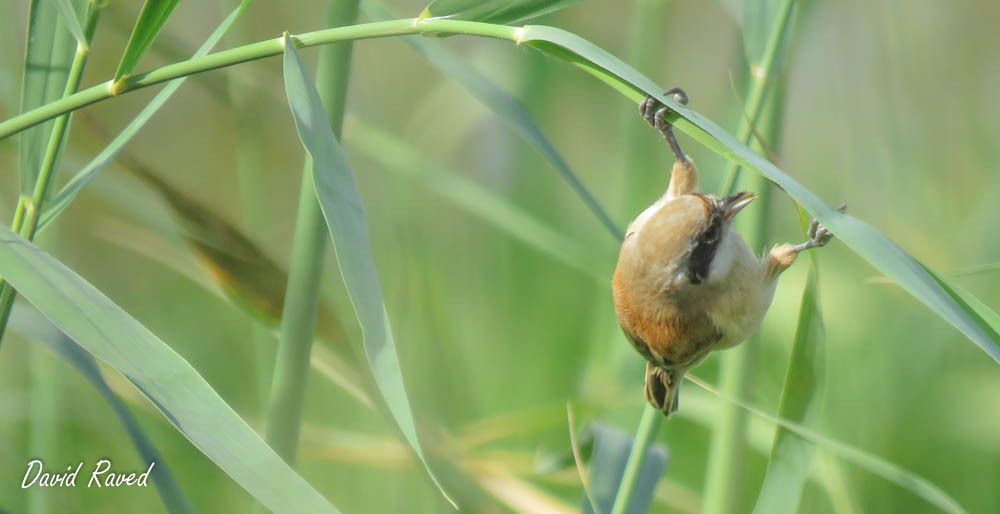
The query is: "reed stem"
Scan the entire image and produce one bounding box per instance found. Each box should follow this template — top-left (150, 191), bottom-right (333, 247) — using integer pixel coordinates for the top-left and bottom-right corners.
top-left (261, 0), bottom-right (359, 464)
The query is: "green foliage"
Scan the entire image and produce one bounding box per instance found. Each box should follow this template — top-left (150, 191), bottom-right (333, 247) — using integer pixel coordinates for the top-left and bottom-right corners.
top-left (0, 226), bottom-right (340, 514)
top-left (18, 0), bottom-right (77, 194)
top-left (10, 307), bottom-right (194, 514)
top-left (510, 24), bottom-right (1000, 361)
top-left (38, 1), bottom-right (252, 233)
top-left (753, 258), bottom-right (825, 513)
top-left (0, 2), bottom-right (998, 512)
top-left (281, 35), bottom-right (454, 507)
top-left (112, 0), bottom-right (183, 89)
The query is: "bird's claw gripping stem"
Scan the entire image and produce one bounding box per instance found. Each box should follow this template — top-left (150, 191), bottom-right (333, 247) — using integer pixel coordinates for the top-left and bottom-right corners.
top-left (639, 87), bottom-right (689, 163)
top-left (791, 204), bottom-right (847, 253)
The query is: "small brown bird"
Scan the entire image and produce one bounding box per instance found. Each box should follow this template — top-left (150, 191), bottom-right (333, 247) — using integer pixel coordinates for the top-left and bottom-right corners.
top-left (613, 89), bottom-right (838, 416)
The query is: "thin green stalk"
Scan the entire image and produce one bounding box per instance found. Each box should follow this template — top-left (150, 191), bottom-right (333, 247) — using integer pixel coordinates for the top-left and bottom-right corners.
top-left (607, 4), bottom-right (671, 511)
top-left (703, 69), bottom-right (788, 514)
top-left (27, 343), bottom-right (59, 514)
top-left (720, 0), bottom-right (796, 196)
top-left (0, 19), bottom-right (519, 142)
top-left (610, 404), bottom-right (661, 514)
top-left (618, 0), bottom-right (668, 211)
top-left (0, 1), bottom-right (102, 344)
top-left (701, 1), bottom-right (796, 511)
top-left (261, 0), bottom-right (359, 465)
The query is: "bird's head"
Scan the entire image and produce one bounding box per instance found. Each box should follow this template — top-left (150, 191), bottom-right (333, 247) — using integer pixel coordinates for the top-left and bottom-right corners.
top-left (625, 191), bottom-right (757, 292)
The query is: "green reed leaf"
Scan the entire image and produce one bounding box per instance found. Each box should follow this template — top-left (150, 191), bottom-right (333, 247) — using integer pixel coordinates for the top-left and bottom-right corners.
top-left (281, 35), bottom-right (455, 507)
top-left (112, 0), bottom-right (183, 90)
top-left (0, 226), bottom-right (340, 514)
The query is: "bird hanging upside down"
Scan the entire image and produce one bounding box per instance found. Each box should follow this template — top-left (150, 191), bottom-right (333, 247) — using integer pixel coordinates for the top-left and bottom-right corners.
top-left (612, 88), bottom-right (840, 417)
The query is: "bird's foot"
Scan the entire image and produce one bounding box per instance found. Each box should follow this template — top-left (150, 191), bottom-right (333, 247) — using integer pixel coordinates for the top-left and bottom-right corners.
top-left (644, 362), bottom-right (681, 417)
top-left (791, 204), bottom-right (846, 254)
top-left (639, 88), bottom-right (689, 163)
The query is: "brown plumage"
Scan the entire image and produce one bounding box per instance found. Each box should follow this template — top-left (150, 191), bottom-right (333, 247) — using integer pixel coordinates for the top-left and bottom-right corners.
top-left (614, 93), bottom-right (838, 416)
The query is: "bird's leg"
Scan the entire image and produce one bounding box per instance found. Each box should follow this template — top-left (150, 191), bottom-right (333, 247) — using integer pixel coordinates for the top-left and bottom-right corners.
top-left (639, 88), bottom-right (698, 198)
top-left (764, 205), bottom-right (846, 281)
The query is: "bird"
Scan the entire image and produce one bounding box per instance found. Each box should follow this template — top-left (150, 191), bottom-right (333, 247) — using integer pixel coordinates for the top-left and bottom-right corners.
top-left (612, 88), bottom-right (840, 417)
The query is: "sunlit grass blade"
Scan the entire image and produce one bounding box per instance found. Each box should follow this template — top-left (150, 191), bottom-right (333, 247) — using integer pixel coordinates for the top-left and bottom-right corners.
top-left (111, 0), bottom-right (182, 91)
top-left (281, 35), bottom-right (455, 507)
top-left (0, 226), bottom-right (340, 513)
top-left (10, 306), bottom-right (195, 514)
top-left (418, 0), bottom-right (583, 24)
top-left (365, 1), bottom-right (622, 241)
top-left (347, 117), bottom-right (609, 281)
top-left (38, 0), bottom-right (253, 234)
top-left (52, 0), bottom-right (88, 49)
top-left (686, 375), bottom-right (967, 514)
top-left (18, 0), bottom-right (77, 195)
top-left (752, 251), bottom-right (825, 514)
top-left (586, 422), bottom-right (666, 514)
top-left (511, 24), bottom-right (1000, 362)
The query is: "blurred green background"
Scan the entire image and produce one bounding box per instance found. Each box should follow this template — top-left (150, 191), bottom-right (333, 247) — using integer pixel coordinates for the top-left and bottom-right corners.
top-left (1, 0), bottom-right (998, 512)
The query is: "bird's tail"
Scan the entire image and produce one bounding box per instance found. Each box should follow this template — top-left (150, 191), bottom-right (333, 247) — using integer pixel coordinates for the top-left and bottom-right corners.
top-left (644, 362), bottom-right (682, 417)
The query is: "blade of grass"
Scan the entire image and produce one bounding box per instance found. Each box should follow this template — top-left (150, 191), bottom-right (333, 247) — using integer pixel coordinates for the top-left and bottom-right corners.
top-left (686, 374), bottom-right (966, 514)
top-left (17, 0), bottom-right (76, 196)
top-left (418, 0), bottom-right (584, 25)
top-left (1, 18), bottom-right (996, 361)
top-left (52, 0), bottom-right (88, 50)
top-left (567, 404), bottom-right (602, 514)
top-left (14, 4), bottom-right (79, 510)
top-left (752, 241), bottom-right (825, 514)
top-left (37, 0), bottom-right (253, 234)
top-left (262, 0), bottom-right (359, 470)
top-left (0, 226), bottom-right (340, 513)
top-left (924, 266), bottom-right (1000, 339)
top-left (10, 305), bottom-right (195, 514)
top-left (111, 0), bottom-right (182, 92)
top-left (281, 33), bottom-right (455, 506)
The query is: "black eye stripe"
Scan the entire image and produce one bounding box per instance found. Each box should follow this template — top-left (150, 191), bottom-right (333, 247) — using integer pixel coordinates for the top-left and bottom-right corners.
top-left (684, 211), bottom-right (725, 285)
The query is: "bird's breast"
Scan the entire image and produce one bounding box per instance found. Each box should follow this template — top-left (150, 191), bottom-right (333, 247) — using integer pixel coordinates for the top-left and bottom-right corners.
top-left (612, 270), bottom-right (722, 368)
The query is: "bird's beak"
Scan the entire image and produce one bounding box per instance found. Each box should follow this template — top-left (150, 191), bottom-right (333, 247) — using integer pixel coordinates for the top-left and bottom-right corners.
top-left (722, 191), bottom-right (757, 220)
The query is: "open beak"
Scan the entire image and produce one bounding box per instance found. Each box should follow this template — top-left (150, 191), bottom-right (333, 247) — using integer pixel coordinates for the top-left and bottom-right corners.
top-left (722, 191), bottom-right (757, 220)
